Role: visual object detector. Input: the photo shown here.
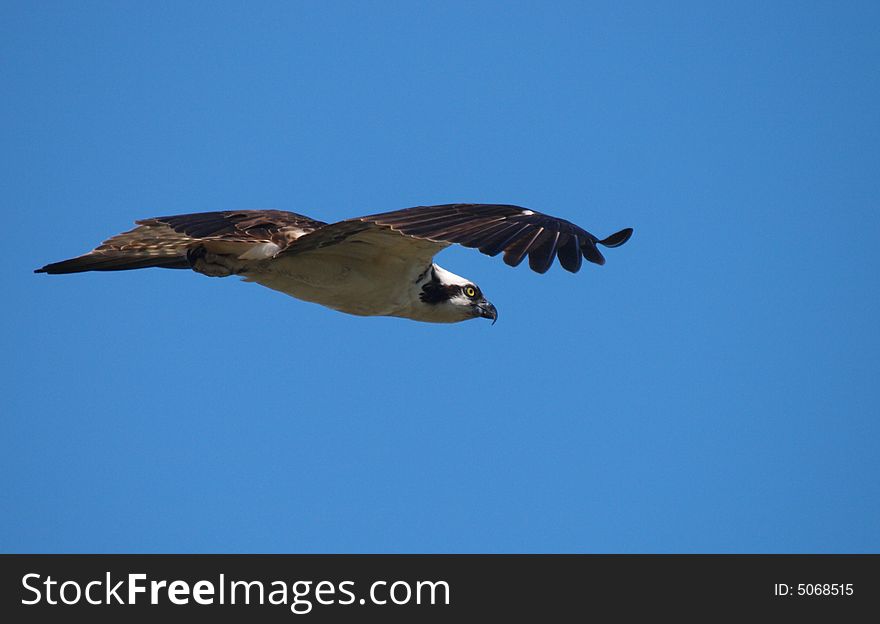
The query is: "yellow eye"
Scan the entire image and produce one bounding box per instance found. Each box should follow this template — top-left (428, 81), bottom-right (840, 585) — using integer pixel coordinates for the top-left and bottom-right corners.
top-left (465, 286), bottom-right (476, 298)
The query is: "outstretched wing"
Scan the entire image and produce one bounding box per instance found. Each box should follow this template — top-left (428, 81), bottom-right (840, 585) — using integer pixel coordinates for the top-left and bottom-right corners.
top-left (282, 204), bottom-right (633, 274)
top-left (35, 210), bottom-right (325, 274)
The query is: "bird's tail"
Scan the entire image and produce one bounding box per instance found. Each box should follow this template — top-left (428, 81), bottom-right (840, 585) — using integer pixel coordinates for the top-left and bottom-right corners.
top-left (34, 220), bottom-right (194, 274)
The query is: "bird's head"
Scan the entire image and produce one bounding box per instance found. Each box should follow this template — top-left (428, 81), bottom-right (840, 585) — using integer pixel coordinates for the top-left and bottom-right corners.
top-left (416, 265), bottom-right (497, 324)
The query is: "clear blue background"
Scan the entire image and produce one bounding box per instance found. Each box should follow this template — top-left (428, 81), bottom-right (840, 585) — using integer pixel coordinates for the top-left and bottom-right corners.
top-left (3, 1), bottom-right (878, 553)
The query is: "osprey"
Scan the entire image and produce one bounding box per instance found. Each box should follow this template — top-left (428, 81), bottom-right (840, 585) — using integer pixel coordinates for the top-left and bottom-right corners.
top-left (35, 204), bottom-right (633, 324)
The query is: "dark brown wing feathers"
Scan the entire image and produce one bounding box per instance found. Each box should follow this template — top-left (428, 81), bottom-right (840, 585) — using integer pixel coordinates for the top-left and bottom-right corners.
top-left (354, 204), bottom-right (632, 274)
top-left (35, 210), bottom-right (325, 274)
top-left (35, 204), bottom-right (631, 276)
top-left (156, 210), bottom-right (325, 245)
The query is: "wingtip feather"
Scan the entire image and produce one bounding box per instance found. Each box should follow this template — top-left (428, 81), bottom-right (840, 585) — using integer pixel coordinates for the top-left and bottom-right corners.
top-left (599, 227), bottom-right (633, 248)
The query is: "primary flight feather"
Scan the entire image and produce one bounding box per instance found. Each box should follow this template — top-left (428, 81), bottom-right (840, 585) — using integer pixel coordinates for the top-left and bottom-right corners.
top-left (35, 204), bottom-right (633, 324)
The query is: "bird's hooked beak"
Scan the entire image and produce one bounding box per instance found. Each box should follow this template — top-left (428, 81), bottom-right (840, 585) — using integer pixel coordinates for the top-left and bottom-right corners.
top-left (476, 300), bottom-right (498, 325)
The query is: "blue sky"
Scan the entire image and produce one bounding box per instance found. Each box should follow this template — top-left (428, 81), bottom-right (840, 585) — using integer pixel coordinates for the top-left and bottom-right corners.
top-left (2, 1), bottom-right (878, 553)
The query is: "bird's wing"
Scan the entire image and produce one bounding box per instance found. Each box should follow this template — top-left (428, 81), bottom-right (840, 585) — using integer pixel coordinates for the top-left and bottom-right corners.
top-left (281, 204), bottom-right (633, 274)
top-left (276, 217), bottom-right (450, 269)
top-left (35, 210), bottom-right (325, 274)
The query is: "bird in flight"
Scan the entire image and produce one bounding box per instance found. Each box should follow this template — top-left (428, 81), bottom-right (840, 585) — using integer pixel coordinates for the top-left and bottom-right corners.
top-left (36, 204), bottom-right (632, 324)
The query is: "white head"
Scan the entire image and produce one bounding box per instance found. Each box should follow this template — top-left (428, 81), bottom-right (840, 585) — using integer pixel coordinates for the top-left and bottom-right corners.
top-left (403, 264), bottom-right (497, 324)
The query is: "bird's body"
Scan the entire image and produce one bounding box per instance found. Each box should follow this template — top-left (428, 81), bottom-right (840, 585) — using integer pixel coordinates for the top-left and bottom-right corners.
top-left (36, 204), bottom-right (633, 324)
top-left (238, 237), bottom-right (441, 319)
